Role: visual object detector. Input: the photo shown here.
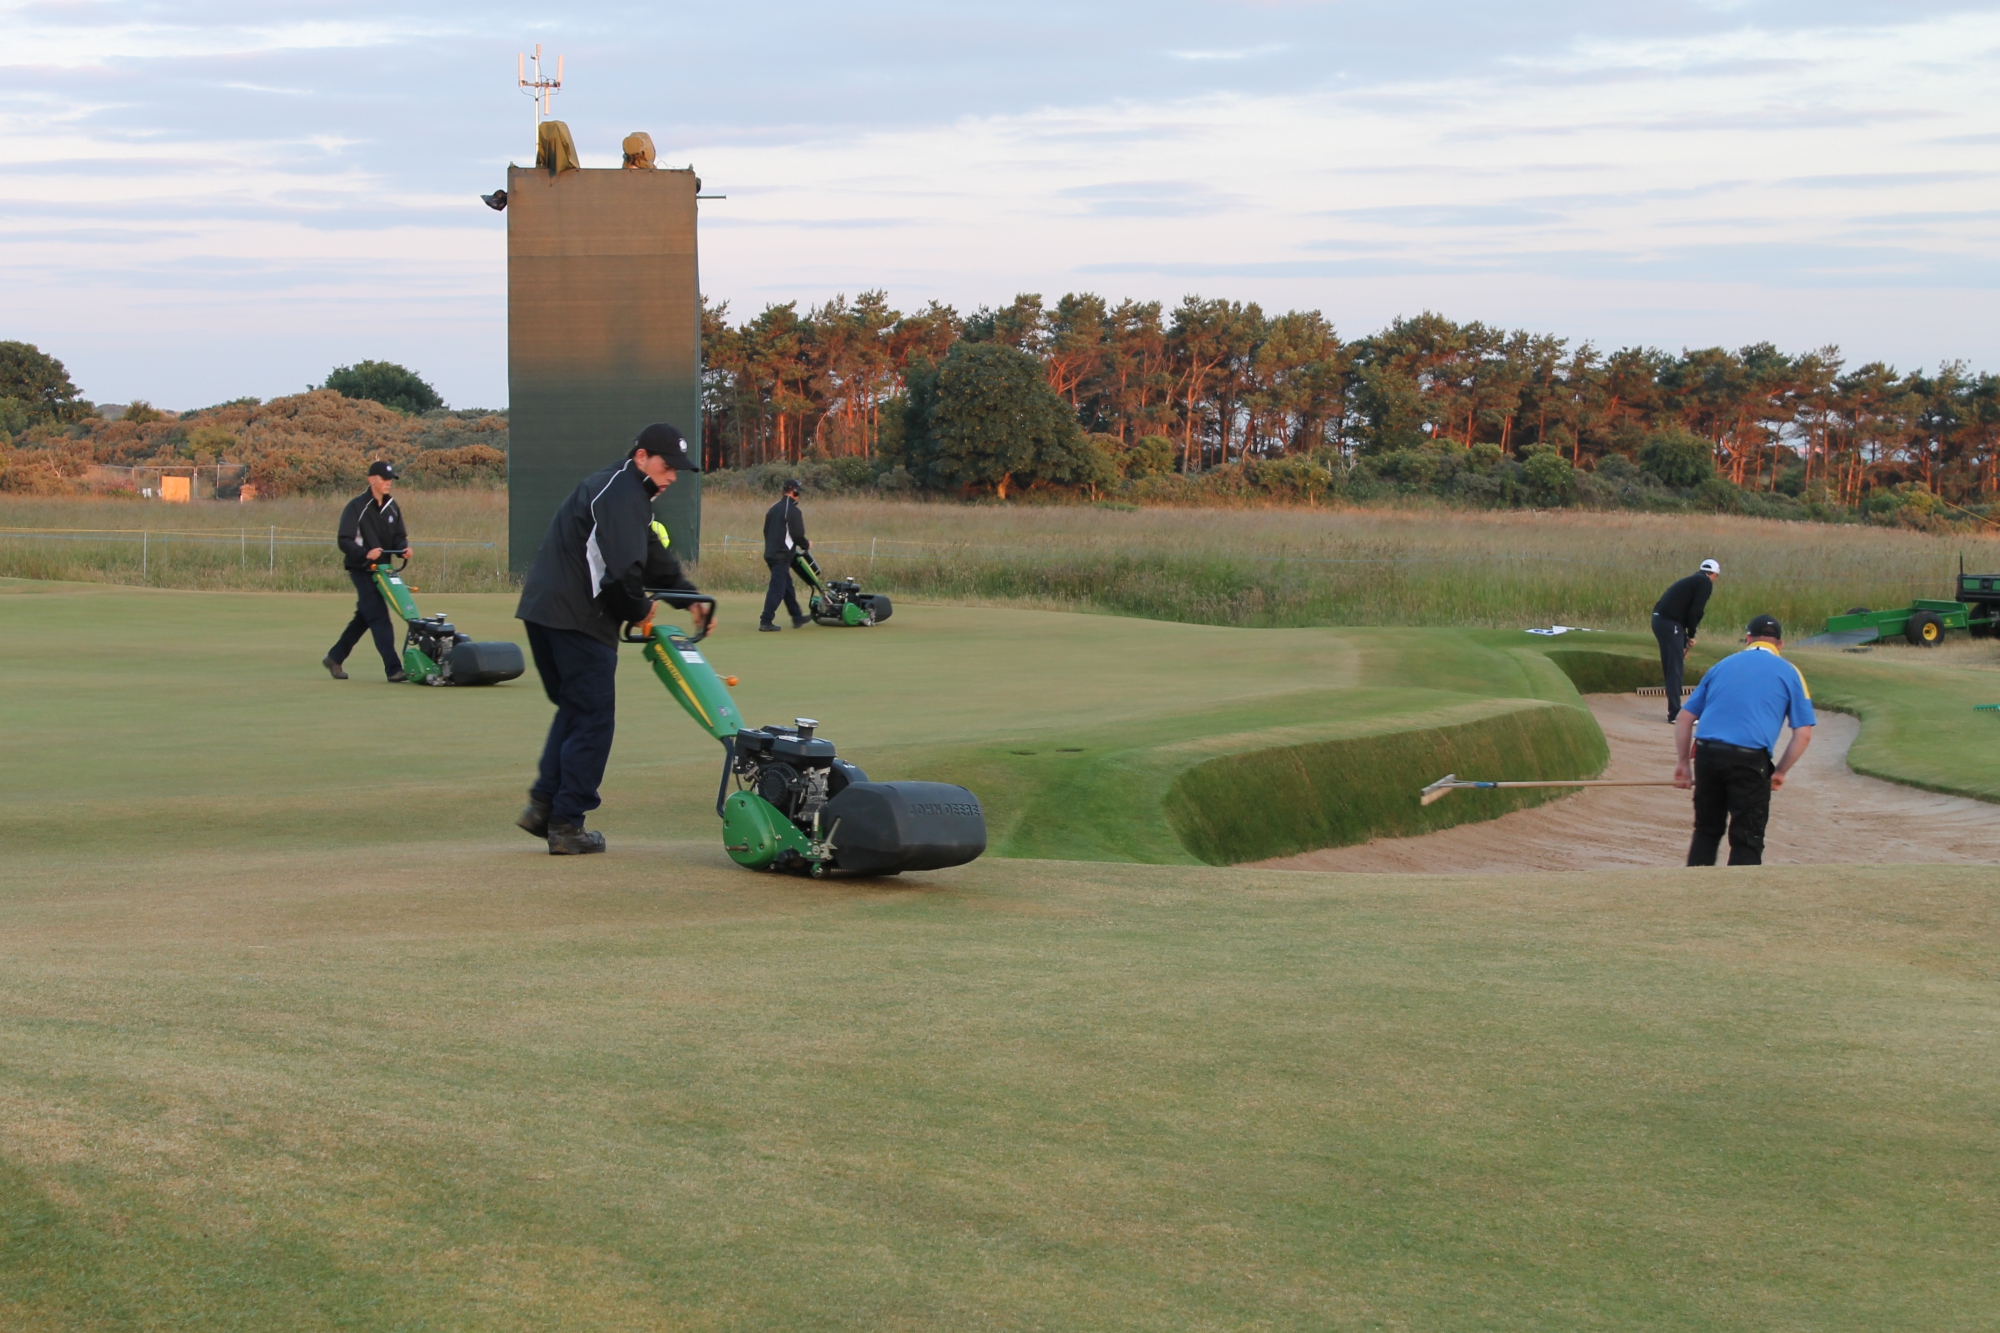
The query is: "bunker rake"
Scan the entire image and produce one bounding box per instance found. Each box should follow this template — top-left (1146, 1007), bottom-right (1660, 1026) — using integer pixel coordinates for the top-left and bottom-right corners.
top-left (1420, 773), bottom-right (1681, 806)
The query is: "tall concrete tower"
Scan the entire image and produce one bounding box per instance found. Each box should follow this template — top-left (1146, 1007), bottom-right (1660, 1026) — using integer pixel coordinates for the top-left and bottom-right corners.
top-left (505, 163), bottom-right (702, 573)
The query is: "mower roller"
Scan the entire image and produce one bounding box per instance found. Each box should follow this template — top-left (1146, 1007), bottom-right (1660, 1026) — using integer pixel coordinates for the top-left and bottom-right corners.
top-left (627, 590), bottom-right (984, 878)
top-left (371, 557), bottom-right (525, 686)
top-left (792, 550), bottom-right (892, 627)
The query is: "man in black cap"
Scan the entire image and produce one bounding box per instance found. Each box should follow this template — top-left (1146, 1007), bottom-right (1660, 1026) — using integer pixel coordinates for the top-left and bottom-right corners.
top-left (1651, 558), bottom-right (1719, 722)
top-left (758, 477), bottom-right (812, 632)
top-left (323, 460), bottom-right (411, 682)
top-left (1672, 613), bottom-right (1816, 866)
top-left (513, 423), bottom-right (709, 855)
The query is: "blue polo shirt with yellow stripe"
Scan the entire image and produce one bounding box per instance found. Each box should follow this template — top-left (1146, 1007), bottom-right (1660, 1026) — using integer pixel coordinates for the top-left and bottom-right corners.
top-left (1683, 643), bottom-right (1815, 751)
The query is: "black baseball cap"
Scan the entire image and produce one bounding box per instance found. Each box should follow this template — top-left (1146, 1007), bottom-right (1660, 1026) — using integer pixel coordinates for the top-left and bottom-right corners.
top-left (367, 460), bottom-right (397, 480)
top-left (632, 422), bottom-right (699, 472)
top-left (782, 477), bottom-right (802, 493)
top-left (1747, 614), bottom-right (1782, 640)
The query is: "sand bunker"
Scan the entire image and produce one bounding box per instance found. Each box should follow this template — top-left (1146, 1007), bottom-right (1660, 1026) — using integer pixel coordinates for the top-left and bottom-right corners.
top-left (1255, 693), bottom-right (1998, 873)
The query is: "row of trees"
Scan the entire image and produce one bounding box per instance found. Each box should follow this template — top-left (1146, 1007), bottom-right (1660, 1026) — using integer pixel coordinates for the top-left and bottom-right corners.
top-left (700, 296), bottom-right (2000, 505)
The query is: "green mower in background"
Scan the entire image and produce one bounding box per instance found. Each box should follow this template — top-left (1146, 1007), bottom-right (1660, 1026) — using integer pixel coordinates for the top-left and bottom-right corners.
top-left (627, 590), bottom-right (982, 877)
top-left (1800, 561), bottom-right (2000, 648)
top-left (370, 557), bottom-right (526, 686)
top-left (792, 550), bottom-right (893, 627)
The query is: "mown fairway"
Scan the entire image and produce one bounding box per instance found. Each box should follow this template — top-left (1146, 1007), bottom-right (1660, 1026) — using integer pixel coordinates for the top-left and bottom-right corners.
top-left (3, 579), bottom-right (1998, 1330)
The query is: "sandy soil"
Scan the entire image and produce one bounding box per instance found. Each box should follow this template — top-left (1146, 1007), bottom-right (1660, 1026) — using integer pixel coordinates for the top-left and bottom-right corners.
top-left (1255, 693), bottom-right (1999, 873)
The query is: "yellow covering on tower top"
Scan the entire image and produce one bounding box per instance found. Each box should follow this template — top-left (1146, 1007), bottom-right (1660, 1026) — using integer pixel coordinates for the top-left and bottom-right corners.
top-left (535, 120), bottom-right (579, 173)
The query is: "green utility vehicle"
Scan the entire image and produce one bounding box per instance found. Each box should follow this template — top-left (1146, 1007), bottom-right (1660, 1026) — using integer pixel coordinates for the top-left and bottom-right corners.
top-left (371, 557), bottom-right (525, 685)
top-left (627, 590), bottom-right (982, 877)
top-left (1803, 562), bottom-right (2000, 648)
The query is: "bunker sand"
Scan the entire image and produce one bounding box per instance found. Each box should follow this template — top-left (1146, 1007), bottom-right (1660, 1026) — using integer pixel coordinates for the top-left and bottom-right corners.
top-left (1257, 692), bottom-right (2000, 873)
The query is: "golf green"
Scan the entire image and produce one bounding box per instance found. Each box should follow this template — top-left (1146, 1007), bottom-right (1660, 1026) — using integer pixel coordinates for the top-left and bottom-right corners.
top-left (3, 581), bottom-right (1997, 1330)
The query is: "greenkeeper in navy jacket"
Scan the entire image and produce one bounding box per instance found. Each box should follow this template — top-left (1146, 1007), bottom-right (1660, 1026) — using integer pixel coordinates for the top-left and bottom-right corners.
top-left (323, 460), bottom-right (410, 682)
top-left (513, 423), bottom-right (708, 855)
top-left (1672, 614), bottom-right (1815, 866)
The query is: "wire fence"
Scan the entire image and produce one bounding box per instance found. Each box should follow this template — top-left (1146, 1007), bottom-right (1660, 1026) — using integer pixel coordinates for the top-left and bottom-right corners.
top-left (0, 525), bottom-right (504, 592)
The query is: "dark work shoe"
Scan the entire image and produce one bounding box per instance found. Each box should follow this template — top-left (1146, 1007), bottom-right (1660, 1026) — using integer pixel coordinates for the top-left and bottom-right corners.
top-left (387, 671), bottom-right (408, 683)
top-left (547, 821), bottom-right (605, 855)
top-left (322, 656), bottom-right (348, 680)
top-left (791, 614), bottom-right (812, 629)
top-left (758, 622), bottom-right (780, 633)
top-left (516, 795), bottom-right (551, 838)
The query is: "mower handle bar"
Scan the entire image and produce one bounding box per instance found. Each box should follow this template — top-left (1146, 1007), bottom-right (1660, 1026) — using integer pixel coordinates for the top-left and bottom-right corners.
top-left (622, 591), bottom-right (718, 644)
top-left (369, 552), bottom-right (412, 574)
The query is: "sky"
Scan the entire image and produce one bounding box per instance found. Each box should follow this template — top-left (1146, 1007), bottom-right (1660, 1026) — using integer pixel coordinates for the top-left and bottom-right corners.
top-left (4, 1), bottom-right (1999, 409)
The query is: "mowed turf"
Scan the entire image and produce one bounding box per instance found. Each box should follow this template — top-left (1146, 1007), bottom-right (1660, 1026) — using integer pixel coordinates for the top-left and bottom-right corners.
top-left (0, 581), bottom-right (1604, 863)
top-left (3, 581), bottom-right (1998, 1329)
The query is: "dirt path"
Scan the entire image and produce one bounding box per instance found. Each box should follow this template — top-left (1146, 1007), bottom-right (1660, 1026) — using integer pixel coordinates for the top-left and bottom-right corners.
top-left (1254, 693), bottom-right (1998, 873)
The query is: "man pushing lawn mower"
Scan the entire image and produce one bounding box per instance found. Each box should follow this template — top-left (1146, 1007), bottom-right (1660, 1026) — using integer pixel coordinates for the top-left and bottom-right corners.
top-left (323, 461), bottom-right (411, 682)
top-left (514, 423), bottom-right (709, 855)
top-left (759, 478), bottom-right (812, 632)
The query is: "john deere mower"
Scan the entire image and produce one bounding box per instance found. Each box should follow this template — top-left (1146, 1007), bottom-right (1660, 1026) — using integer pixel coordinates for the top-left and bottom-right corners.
top-left (371, 557), bottom-right (525, 686)
top-left (793, 550), bottom-right (892, 627)
top-left (628, 590), bottom-right (983, 877)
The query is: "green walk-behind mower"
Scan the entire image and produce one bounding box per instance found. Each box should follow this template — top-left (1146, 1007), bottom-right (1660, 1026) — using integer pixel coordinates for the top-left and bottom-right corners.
top-left (371, 557), bottom-right (526, 686)
top-left (793, 550), bottom-right (892, 627)
top-left (627, 589), bottom-right (983, 877)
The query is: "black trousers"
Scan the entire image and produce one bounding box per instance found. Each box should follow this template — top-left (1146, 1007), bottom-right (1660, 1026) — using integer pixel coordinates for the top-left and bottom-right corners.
top-left (330, 568), bottom-right (402, 677)
top-left (525, 622), bottom-right (620, 828)
top-left (761, 557), bottom-right (803, 625)
top-left (1687, 742), bottom-right (1774, 866)
top-left (1652, 613), bottom-right (1689, 720)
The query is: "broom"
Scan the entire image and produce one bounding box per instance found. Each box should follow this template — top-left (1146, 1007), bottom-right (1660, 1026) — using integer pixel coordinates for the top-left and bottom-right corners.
top-left (1419, 773), bottom-right (1681, 806)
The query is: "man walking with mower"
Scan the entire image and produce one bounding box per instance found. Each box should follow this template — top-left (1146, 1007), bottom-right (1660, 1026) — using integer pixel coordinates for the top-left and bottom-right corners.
top-left (514, 423), bottom-right (709, 855)
top-left (1673, 614), bottom-right (1815, 866)
top-left (1652, 558), bottom-right (1719, 722)
top-left (759, 478), bottom-right (812, 632)
top-left (323, 460), bottom-right (411, 682)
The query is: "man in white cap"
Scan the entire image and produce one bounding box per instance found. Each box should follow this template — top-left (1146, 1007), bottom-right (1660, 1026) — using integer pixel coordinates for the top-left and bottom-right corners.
top-left (1651, 558), bottom-right (1719, 723)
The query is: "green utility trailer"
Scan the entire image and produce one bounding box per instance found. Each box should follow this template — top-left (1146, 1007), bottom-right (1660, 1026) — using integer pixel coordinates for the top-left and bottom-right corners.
top-left (1800, 564), bottom-right (2000, 648)
top-left (1814, 600), bottom-right (1971, 648)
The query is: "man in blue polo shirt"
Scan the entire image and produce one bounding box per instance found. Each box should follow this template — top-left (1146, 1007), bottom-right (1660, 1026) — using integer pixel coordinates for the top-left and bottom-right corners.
top-left (1672, 614), bottom-right (1815, 866)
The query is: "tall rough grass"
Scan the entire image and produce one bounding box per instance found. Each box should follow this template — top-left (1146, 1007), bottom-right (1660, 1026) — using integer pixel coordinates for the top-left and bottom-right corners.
top-left (700, 496), bottom-right (1997, 633)
top-left (0, 490), bottom-right (512, 594)
top-left (5, 489), bottom-right (1994, 632)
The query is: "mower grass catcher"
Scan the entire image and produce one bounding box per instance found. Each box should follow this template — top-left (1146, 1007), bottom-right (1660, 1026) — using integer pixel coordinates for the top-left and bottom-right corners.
top-left (793, 550), bottom-right (892, 627)
top-left (371, 558), bottom-right (525, 686)
top-left (629, 591), bottom-right (984, 878)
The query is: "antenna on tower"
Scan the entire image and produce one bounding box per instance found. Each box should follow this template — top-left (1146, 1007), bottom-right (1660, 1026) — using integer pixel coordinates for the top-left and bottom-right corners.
top-left (518, 43), bottom-right (563, 145)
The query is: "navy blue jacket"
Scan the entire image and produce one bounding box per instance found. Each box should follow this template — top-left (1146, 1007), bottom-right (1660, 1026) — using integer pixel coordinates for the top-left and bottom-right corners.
top-left (516, 460), bottom-right (661, 644)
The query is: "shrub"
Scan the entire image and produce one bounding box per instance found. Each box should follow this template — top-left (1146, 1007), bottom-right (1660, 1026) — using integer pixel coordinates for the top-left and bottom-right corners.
top-left (1638, 428), bottom-right (1715, 488)
top-left (1521, 449), bottom-right (1576, 506)
top-left (1124, 435), bottom-right (1176, 479)
top-left (324, 361), bottom-right (444, 415)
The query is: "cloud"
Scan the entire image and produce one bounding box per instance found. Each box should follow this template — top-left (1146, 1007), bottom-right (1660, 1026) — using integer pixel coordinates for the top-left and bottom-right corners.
top-left (5, 1), bottom-right (2000, 407)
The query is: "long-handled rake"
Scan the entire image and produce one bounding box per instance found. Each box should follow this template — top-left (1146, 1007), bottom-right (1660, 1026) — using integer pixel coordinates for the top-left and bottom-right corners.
top-left (1419, 773), bottom-right (1681, 806)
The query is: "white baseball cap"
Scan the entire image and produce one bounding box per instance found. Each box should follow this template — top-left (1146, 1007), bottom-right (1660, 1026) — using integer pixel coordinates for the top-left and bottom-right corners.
top-left (1699, 559), bottom-right (1720, 574)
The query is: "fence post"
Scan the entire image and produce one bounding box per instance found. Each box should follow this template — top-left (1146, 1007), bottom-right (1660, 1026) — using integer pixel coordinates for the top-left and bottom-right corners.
top-left (268, 525), bottom-right (275, 576)
top-left (441, 542), bottom-right (449, 587)
top-left (240, 527), bottom-right (245, 567)
top-left (870, 536), bottom-right (877, 574)
top-left (142, 530), bottom-right (147, 579)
